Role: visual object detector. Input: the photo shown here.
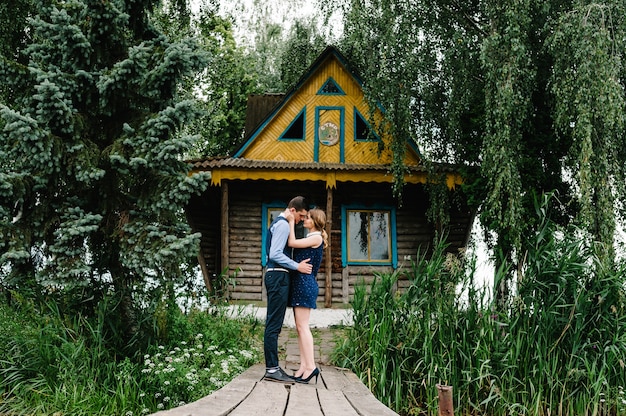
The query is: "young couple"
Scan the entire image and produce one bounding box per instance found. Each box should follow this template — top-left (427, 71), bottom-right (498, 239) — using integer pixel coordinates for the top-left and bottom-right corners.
top-left (262, 196), bottom-right (328, 384)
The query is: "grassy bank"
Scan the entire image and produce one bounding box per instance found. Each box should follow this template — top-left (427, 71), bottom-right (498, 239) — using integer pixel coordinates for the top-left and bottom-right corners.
top-left (0, 300), bottom-right (262, 415)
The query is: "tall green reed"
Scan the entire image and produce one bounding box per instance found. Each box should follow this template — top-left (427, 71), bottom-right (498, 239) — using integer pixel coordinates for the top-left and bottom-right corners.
top-left (333, 196), bottom-right (626, 415)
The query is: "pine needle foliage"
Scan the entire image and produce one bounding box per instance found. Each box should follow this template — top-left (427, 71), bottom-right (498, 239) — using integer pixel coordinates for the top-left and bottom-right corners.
top-left (0, 0), bottom-right (210, 354)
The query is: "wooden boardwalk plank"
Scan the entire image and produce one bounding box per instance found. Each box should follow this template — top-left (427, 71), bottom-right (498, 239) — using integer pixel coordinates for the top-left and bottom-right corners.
top-left (228, 380), bottom-right (290, 416)
top-left (319, 366), bottom-right (351, 390)
top-left (149, 328), bottom-right (399, 416)
top-left (151, 364), bottom-right (263, 416)
top-left (284, 383), bottom-right (324, 416)
top-left (317, 389), bottom-right (360, 416)
top-left (342, 372), bottom-right (399, 416)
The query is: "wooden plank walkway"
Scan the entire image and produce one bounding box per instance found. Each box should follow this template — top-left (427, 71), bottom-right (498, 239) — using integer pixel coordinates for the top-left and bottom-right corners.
top-left (151, 363), bottom-right (399, 416)
top-left (151, 327), bottom-right (399, 416)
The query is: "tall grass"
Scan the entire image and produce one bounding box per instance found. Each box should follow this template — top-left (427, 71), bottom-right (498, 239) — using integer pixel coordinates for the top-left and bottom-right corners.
top-left (333, 208), bottom-right (626, 415)
top-left (0, 298), bottom-right (262, 415)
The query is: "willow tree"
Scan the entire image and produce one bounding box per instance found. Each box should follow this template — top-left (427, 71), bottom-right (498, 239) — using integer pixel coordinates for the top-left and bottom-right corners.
top-left (0, 0), bottom-right (209, 353)
top-left (332, 0), bottom-right (626, 304)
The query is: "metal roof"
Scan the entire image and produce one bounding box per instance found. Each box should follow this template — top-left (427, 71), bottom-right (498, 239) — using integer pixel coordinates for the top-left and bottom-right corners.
top-left (189, 157), bottom-right (460, 173)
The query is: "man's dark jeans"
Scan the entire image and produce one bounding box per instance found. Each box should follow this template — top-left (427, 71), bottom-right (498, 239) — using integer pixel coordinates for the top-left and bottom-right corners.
top-left (263, 270), bottom-right (290, 368)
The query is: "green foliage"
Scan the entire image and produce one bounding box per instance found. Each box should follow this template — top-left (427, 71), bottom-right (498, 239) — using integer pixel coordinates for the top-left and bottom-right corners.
top-left (202, 266), bottom-right (237, 305)
top-left (331, 0), bottom-right (626, 295)
top-left (0, 0), bottom-right (211, 353)
top-left (135, 307), bottom-right (260, 412)
top-left (0, 0), bottom-right (33, 111)
top-left (232, 0), bottom-right (331, 94)
top-left (333, 196), bottom-right (626, 415)
top-left (153, 0), bottom-right (263, 157)
top-left (548, 2), bottom-right (626, 261)
top-left (0, 298), bottom-right (262, 415)
top-left (279, 20), bottom-right (328, 90)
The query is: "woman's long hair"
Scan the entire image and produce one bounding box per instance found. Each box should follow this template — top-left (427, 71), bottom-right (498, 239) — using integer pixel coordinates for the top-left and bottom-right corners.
top-left (309, 208), bottom-right (329, 248)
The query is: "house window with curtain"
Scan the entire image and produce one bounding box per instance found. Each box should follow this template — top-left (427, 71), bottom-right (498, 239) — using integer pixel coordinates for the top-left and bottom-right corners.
top-left (343, 207), bottom-right (396, 266)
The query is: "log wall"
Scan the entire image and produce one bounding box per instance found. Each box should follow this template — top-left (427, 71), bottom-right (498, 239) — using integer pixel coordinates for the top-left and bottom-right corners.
top-left (186, 179), bottom-right (472, 304)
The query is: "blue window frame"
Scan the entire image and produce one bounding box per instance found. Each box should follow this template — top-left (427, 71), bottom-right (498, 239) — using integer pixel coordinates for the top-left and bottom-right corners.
top-left (317, 77), bottom-right (346, 95)
top-left (314, 106), bottom-right (345, 162)
top-left (279, 108), bottom-right (306, 141)
top-left (261, 203), bottom-right (286, 267)
top-left (354, 108), bottom-right (380, 142)
top-left (341, 205), bottom-right (397, 267)
top-left (261, 202), bottom-right (306, 266)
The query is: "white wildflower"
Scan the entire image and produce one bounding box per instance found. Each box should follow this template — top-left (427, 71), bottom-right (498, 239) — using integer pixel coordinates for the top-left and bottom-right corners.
top-left (221, 360), bottom-right (230, 374)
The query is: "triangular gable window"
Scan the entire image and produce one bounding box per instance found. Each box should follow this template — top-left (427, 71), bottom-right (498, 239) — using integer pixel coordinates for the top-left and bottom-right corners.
top-left (317, 77), bottom-right (345, 95)
top-left (354, 108), bottom-right (378, 141)
top-left (279, 108), bottom-right (306, 141)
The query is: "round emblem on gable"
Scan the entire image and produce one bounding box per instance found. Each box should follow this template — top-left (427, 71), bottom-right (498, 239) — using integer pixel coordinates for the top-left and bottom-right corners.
top-left (319, 122), bottom-right (339, 146)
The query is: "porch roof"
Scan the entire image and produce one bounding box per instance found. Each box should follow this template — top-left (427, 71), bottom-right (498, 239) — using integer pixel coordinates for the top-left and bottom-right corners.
top-left (189, 157), bottom-right (464, 189)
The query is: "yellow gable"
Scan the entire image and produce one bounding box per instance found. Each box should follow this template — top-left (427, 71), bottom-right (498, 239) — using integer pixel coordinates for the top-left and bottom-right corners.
top-left (235, 50), bottom-right (421, 167)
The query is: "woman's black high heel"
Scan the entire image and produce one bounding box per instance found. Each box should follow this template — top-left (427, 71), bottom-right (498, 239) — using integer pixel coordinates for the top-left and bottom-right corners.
top-left (296, 368), bottom-right (320, 384)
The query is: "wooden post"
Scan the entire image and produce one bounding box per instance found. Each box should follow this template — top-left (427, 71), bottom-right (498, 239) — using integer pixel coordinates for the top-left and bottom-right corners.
top-left (220, 181), bottom-right (229, 280)
top-left (197, 252), bottom-right (213, 295)
top-left (184, 211), bottom-right (213, 295)
top-left (324, 187), bottom-right (333, 308)
top-left (436, 384), bottom-right (454, 416)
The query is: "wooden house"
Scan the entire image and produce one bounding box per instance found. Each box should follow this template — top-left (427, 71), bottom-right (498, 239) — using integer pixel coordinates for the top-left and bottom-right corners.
top-left (186, 46), bottom-right (474, 306)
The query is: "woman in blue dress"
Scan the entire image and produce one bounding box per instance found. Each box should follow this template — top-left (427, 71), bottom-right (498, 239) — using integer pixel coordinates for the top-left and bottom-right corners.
top-left (286, 207), bottom-right (328, 384)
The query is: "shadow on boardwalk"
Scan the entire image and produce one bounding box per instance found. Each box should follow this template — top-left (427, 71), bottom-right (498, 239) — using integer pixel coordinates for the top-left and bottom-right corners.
top-left (151, 327), bottom-right (399, 416)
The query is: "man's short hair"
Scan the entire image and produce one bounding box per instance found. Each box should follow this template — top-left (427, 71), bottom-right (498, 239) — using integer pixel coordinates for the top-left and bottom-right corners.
top-left (288, 196), bottom-right (308, 211)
